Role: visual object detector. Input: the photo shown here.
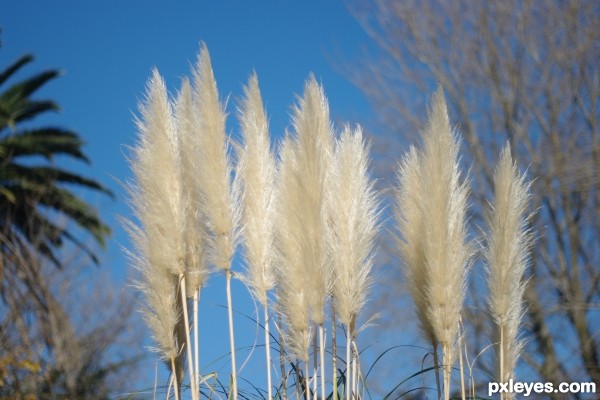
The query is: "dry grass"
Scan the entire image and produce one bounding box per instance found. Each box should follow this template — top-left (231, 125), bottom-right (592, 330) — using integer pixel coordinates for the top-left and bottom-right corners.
top-left (125, 49), bottom-right (534, 400)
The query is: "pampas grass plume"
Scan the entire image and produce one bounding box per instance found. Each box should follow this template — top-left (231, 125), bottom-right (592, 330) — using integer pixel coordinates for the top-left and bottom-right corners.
top-left (394, 145), bottom-right (437, 345)
top-left (127, 70), bottom-right (184, 364)
top-left (328, 125), bottom-right (379, 335)
top-left (486, 144), bottom-right (532, 386)
top-left (237, 73), bottom-right (276, 306)
top-left (289, 74), bottom-right (333, 326)
top-left (420, 88), bottom-right (470, 364)
top-left (175, 78), bottom-right (208, 294)
top-left (275, 136), bottom-right (313, 362)
top-left (396, 87), bottom-right (471, 399)
top-left (193, 44), bottom-right (240, 271)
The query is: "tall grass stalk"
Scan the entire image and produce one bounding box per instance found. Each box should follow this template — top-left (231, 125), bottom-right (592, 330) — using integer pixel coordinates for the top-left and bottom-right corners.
top-left (328, 126), bottom-right (379, 400)
top-left (236, 73), bottom-right (276, 400)
top-left (486, 144), bottom-right (532, 399)
top-left (331, 304), bottom-right (338, 400)
top-left (288, 75), bottom-right (333, 400)
top-left (170, 358), bottom-right (180, 400)
top-left (193, 290), bottom-right (200, 391)
top-left (345, 336), bottom-right (351, 400)
top-left (175, 77), bottom-right (207, 400)
top-left (275, 75), bottom-right (333, 394)
top-left (127, 69), bottom-right (188, 398)
top-left (395, 87), bottom-right (471, 400)
top-left (193, 44), bottom-right (241, 400)
top-left (319, 325), bottom-right (326, 400)
top-left (179, 275), bottom-right (198, 400)
top-left (394, 145), bottom-right (441, 398)
top-left (420, 88), bottom-right (470, 400)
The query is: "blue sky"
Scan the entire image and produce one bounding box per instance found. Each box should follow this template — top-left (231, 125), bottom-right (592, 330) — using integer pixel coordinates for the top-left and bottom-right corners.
top-left (1, 1), bottom-right (391, 396)
top-left (1, 1), bottom-right (374, 275)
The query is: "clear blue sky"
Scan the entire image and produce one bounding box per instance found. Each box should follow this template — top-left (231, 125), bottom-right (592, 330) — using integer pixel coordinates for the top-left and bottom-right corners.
top-left (1, 1), bottom-right (391, 396)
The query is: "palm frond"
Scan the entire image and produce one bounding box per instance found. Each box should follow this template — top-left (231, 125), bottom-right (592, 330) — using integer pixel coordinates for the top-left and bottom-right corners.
top-left (0, 54), bottom-right (33, 86)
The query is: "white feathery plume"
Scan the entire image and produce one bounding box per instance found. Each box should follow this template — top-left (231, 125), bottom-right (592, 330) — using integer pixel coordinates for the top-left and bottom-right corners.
top-left (132, 69), bottom-right (186, 277)
top-left (236, 72), bottom-right (276, 399)
top-left (486, 144), bottom-right (532, 391)
top-left (287, 75), bottom-right (333, 400)
top-left (193, 44), bottom-right (240, 272)
top-left (192, 43), bottom-right (240, 400)
top-left (175, 78), bottom-right (209, 294)
top-left (328, 125), bottom-right (379, 334)
top-left (275, 136), bottom-right (313, 363)
top-left (175, 77), bottom-right (210, 395)
top-left (237, 72), bottom-right (276, 306)
top-left (396, 87), bottom-right (471, 400)
top-left (328, 125), bottom-right (379, 400)
top-left (394, 146), bottom-right (436, 345)
top-left (419, 87), bottom-right (471, 400)
top-left (125, 70), bottom-right (185, 394)
top-left (289, 74), bottom-right (333, 327)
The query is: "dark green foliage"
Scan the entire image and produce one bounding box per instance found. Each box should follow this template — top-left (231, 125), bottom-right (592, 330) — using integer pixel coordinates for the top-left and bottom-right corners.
top-left (0, 53), bottom-right (113, 266)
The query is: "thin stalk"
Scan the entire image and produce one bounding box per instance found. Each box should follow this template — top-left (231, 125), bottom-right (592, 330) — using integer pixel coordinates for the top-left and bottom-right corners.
top-left (319, 325), bottom-right (326, 400)
top-left (194, 289), bottom-right (200, 392)
top-left (313, 334), bottom-right (318, 395)
top-left (351, 339), bottom-right (358, 399)
top-left (170, 357), bottom-right (180, 400)
top-left (305, 360), bottom-right (311, 400)
top-left (458, 334), bottom-right (466, 400)
top-left (264, 305), bottom-right (273, 400)
top-left (279, 312), bottom-right (288, 400)
top-left (180, 275), bottom-right (198, 400)
top-left (500, 326), bottom-right (505, 400)
top-left (225, 269), bottom-right (238, 400)
top-left (331, 303), bottom-right (338, 400)
top-left (165, 367), bottom-right (171, 400)
top-left (345, 331), bottom-right (351, 400)
top-left (442, 344), bottom-right (451, 400)
top-left (295, 359), bottom-right (302, 400)
top-left (432, 345), bottom-right (442, 400)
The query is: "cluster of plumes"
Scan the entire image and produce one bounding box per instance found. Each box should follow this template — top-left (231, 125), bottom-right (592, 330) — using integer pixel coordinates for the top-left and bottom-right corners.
top-left (126, 43), bottom-right (533, 400)
top-left (276, 76), bottom-right (334, 361)
top-left (126, 44), bottom-right (380, 395)
top-left (125, 45), bottom-right (237, 376)
top-left (395, 88), bottom-right (533, 399)
top-left (275, 76), bottom-right (379, 362)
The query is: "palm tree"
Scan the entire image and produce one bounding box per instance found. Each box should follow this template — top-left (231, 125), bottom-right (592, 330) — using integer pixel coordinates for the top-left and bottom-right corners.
top-left (0, 54), bottom-right (112, 266)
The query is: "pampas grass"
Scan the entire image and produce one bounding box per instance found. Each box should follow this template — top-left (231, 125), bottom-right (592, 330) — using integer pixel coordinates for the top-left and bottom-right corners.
top-left (486, 144), bottom-right (532, 399)
top-left (174, 77), bottom-right (209, 393)
top-left (125, 48), bottom-right (535, 400)
top-left (328, 125), bottom-right (379, 400)
top-left (237, 72), bottom-right (276, 399)
top-left (288, 75), bottom-right (334, 400)
top-left (193, 44), bottom-right (241, 400)
top-left (193, 45), bottom-right (240, 273)
top-left (290, 75), bottom-right (333, 329)
top-left (394, 146), bottom-right (434, 343)
top-left (126, 70), bottom-right (186, 400)
top-left (395, 87), bottom-right (471, 400)
top-left (275, 135), bottom-right (313, 363)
